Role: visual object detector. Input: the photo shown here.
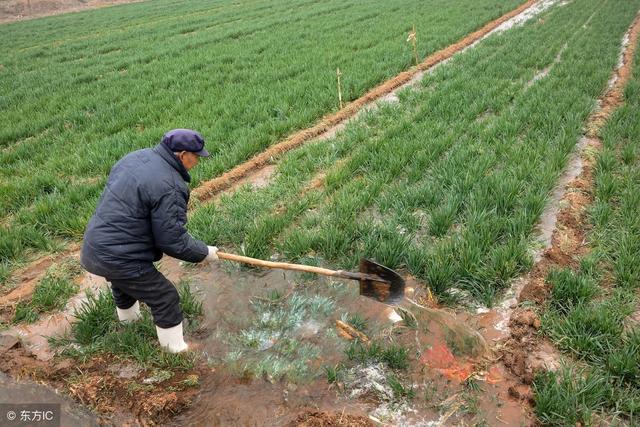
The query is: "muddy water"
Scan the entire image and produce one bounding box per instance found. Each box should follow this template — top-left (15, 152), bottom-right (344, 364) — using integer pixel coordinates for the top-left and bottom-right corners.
top-left (0, 372), bottom-right (98, 426)
top-left (174, 262), bottom-right (530, 425)
top-left (174, 264), bottom-right (371, 425)
top-left (0, 253), bottom-right (530, 424)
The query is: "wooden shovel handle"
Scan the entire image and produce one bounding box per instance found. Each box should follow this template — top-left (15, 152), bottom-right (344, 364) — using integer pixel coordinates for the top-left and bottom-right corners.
top-left (216, 252), bottom-right (369, 281)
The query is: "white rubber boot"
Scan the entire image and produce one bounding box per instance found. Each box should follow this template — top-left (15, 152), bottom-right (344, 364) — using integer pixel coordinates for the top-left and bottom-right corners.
top-left (116, 301), bottom-right (141, 323)
top-left (156, 322), bottom-right (188, 353)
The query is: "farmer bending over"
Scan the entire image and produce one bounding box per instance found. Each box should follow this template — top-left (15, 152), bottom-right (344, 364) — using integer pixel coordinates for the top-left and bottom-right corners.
top-left (81, 129), bottom-right (219, 353)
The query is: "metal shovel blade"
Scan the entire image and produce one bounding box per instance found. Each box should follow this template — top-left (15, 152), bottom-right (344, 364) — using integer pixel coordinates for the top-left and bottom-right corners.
top-left (359, 258), bottom-right (405, 305)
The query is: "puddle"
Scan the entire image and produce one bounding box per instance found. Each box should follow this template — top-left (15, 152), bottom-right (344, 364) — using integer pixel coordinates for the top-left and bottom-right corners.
top-left (0, 254), bottom-right (531, 424)
top-left (172, 261), bottom-right (530, 425)
top-left (0, 372), bottom-right (99, 426)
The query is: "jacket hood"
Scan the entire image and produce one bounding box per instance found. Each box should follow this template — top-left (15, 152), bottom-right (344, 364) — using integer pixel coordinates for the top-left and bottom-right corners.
top-left (154, 143), bottom-right (192, 183)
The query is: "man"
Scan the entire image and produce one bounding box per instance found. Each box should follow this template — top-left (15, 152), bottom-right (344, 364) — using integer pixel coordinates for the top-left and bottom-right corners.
top-left (81, 129), bottom-right (218, 353)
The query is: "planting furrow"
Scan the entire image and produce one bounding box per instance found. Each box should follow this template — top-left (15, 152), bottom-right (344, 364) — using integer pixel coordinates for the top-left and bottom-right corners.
top-left (0, 0), bottom-right (531, 281)
top-left (189, 0), bottom-right (639, 310)
top-left (0, 0), bottom-right (527, 164)
top-left (490, 11), bottom-right (640, 424)
top-left (191, 0), bottom-right (539, 202)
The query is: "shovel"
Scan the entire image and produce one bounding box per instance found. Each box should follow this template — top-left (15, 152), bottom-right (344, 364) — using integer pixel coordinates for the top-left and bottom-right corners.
top-left (216, 252), bottom-right (405, 305)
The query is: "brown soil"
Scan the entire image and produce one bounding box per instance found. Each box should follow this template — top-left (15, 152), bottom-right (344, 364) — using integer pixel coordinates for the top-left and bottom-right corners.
top-left (191, 0), bottom-right (538, 203)
top-left (0, 0), bottom-right (142, 24)
top-left (0, 244), bottom-right (80, 298)
top-left (286, 411), bottom-right (374, 427)
top-left (499, 8), bottom-right (640, 395)
top-left (0, 342), bottom-right (201, 424)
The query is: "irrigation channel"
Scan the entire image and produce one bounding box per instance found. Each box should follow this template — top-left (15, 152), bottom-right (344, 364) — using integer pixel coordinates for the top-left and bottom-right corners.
top-left (1, 0), bottom-right (639, 425)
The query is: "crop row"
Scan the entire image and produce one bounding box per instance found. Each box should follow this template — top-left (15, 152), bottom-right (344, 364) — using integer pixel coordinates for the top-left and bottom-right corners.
top-left (189, 0), bottom-right (640, 306)
top-left (535, 42), bottom-right (640, 425)
top-left (0, 0), bottom-right (525, 282)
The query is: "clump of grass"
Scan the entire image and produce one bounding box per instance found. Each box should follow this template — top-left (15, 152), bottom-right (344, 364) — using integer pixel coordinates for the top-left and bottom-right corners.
top-left (13, 260), bottom-right (82, 324)
top-left (345, 341), bottom-right (410, 370)
top-left (533, 366), bottom-right (612, 426)
top-left (341, 312), bottom-right (368, 332)
top-left (388, 374), bottom-right (416, 400)
top-left (428, 199), bottom-right (458, 238)
top-left (547, 268), bottom-right (597, 314)
top-left (444, 326), bottom-right (484, 357)
top-left (182, 374), bottom-right (199, 387)
top-left (54, 283), bottom-right (202, 370)
top-left (396, 307), bottom-right (417, 329)
top-left (324, 364), bottom-right (342, 384)
top-left (178, 281), bottom-right (203, 331)
top-left (544, 293), bottom-right (632, 364)
top-left (13, 304), bottom-right (38, 323)
top-left (71, 289), bottom-right (117, 345)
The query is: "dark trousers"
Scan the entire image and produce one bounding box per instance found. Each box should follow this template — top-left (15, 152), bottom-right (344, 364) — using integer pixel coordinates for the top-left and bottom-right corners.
top-left (109, 269), bottom-right (183, 328)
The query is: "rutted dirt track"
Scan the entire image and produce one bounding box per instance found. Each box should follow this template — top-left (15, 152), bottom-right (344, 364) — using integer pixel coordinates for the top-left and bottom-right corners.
top-left (0, 0), bottom-right (142, 24)
top-left (498, 9), bottom-right (640, 404)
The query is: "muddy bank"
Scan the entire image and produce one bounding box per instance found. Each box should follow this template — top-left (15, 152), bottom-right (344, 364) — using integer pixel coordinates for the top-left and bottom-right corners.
top-left (0, 341), bottom-right (203, 425)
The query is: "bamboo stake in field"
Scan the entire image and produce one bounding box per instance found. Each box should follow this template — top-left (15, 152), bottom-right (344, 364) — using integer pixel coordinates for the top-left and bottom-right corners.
top-left (407, 25), bottom-right (418, 66)
top-left (336, 67), bottom-right (344, 109)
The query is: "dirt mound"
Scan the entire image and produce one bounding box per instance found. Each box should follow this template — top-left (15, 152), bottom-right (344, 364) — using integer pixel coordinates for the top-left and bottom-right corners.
top-left (287, 411), bottom-right (374, 427)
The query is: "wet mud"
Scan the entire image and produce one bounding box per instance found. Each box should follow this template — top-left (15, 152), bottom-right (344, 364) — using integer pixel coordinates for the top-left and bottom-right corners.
top-left (1, 254), bottom-right (532, 425)
top-left (0, 342), bottom-right (202, 425)
top-left (167, 263), bottom-right (530, 426)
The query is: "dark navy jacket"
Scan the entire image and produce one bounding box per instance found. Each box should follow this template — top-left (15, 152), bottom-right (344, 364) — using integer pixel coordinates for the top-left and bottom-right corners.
top-left (80, 143), bottom-right (208, 280)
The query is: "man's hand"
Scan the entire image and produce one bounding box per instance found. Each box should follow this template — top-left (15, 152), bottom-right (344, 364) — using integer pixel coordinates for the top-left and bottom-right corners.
top-left (205, 245), bottom-right (219, 262)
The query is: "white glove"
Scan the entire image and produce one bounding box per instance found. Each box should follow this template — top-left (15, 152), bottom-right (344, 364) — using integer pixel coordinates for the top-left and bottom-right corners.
top-left (205, 245), bottom-right (219, 262)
